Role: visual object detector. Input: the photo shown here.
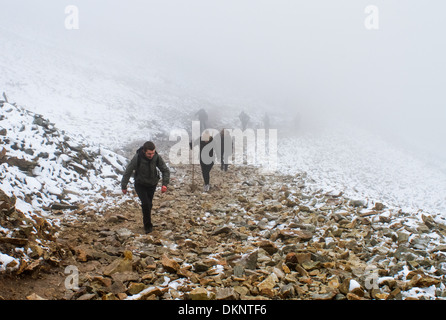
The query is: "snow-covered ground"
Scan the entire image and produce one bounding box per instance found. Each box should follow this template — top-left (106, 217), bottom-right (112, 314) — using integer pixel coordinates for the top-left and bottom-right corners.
top-left (0, 101), bottom-right (127, 216)
top-left (278, 122), bottom-right (446, 216)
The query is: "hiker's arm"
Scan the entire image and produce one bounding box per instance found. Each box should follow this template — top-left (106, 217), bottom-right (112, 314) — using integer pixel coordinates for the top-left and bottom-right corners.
top-left (121, 156), bottom-right (137, 190)
top-left (157, 156), bottom-right (170, 187)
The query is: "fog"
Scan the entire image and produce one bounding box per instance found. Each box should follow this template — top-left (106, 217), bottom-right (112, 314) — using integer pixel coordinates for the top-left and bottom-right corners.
top-left (2, 0), bottom-right (446, 160)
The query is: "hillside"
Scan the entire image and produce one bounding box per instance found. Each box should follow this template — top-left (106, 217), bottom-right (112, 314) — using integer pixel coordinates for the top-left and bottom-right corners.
top-left (1, 98), bottom-right (446, 300)
top-left (0, 98), bottom-right (126, 275)
top-left (0, 99), bottom-right (126, 215)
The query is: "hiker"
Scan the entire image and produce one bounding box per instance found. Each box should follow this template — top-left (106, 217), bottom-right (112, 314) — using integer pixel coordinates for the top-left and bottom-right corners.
top-left (121, 141), bottom-right (170, 234)
top-left (200, 131), bottom-right (215, 191)
top-left (196, 108), bottom-right (208, 134)
top-left (190, 130), bottom-right (215, 192)
top-left (263, 112), bottom-right (270, 131)
top-left (219, 129), bottom-right (232, 172)
top-left (239, 111), bottom-right (250, 131)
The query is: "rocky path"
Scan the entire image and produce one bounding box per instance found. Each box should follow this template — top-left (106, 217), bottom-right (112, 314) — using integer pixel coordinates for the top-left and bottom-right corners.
top-left (1, 162), bottom-right (446, 300)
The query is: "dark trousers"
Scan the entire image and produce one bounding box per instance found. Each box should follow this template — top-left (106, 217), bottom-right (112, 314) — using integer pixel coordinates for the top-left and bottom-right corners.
top-left (135, 183), bottom-right (156, 230)
top-left (200, 162), bottom-right (213, 185)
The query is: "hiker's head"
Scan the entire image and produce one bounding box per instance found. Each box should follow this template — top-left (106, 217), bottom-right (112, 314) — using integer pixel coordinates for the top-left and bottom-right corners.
top-left (143, 141), bottom-right (156, 159)
top-left (201, 130), bottom-right (214, 142)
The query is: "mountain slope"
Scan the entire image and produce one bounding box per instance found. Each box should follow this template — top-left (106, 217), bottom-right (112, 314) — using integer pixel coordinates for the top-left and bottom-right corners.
top-left (0, 99), bottom-right (126, 215)
top-left (0, 25), bottom-right (246, 150)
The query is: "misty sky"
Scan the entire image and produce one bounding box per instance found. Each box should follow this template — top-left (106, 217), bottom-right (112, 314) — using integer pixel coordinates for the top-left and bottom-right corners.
top-left (1, 0), bottom-right (445, 158)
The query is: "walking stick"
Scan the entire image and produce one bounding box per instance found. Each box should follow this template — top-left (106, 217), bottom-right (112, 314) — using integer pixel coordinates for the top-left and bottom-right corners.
top-left (190, 149), bottom-right (198, 192)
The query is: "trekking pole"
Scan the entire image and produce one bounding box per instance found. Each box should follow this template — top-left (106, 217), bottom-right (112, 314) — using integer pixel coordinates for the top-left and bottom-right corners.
top-left (192, 162), bottom-right (195, 191)
top-left (190, 148), bottom-right (197, 192)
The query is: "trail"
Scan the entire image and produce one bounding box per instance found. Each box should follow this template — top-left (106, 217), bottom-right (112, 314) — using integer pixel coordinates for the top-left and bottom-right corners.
top-left (1, 161), bottom-right (446, 300)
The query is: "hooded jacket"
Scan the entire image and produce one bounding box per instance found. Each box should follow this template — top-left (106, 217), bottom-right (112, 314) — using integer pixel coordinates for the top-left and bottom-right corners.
top-left (121, 147), bottom-right (170, 189)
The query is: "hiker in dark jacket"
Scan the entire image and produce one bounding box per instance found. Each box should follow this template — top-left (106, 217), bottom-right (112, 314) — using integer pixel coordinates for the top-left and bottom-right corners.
top-left (239, 111), bottom-right (250, 131)
top-left (121, 141), bottom-right (170, 234)
top-left (199, 131), bottom-right (215, 192)
top-left (190, 131), bottom-right (215, 192)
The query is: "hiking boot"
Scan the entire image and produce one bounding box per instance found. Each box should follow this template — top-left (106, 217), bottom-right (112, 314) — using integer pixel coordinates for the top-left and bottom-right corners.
top-left (204, 184), bottom-right (210, 192)
top-left (144, 225), bottom-right (153, 234)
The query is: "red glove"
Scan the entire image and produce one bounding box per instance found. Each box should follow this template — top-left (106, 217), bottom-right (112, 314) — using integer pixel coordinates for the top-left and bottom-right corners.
top-left (161, 185), bottom-right (167, 193)
top-left (122, 189), bottom-right (127, 195)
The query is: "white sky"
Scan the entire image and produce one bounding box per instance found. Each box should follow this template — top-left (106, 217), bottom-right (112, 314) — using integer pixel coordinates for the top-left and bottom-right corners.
top-left (1, 0), bottom-right (445, 158)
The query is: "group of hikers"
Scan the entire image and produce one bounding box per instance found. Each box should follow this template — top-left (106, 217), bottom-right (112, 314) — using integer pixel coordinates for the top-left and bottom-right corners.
top-left (121, 109), bottom-right (264, 234)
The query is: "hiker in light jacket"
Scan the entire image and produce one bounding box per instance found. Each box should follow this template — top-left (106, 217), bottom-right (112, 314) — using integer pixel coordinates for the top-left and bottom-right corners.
top-left (121, 141), bottom-right (170, 234)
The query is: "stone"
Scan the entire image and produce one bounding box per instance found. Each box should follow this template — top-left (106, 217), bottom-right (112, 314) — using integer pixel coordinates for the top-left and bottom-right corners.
top-left (102, 293), bottom-right (118, 300)
top-left (397, 232), bottom-right (410, 244)
top-left (212, 226), bottom-right (232, 235)
top-left (285, 252), bottom-right (298, 268)
top-left (374, 292), bottom-right (390, 300)
top-left (258, 240), bottom-right (278, 255)
top-left (111, 272), bottom-right (139, 283)
top-left (193, 261), bottom-right (210, 273)
top-left (233, 264), bottom-right (244, 277)
top-left (161, 254), bottom-right (180, 273)
top-left (137, 286), bottom-right (166, 300)
top-left (103, 258), bottom-right (133, 276)
top-left (258, 273), bottom-right (279, 296)
top-left (339, 278), bottom-right (352, 295)
top-left (110, 281), bottom-right (127, 295)
top-left (116, 228), bottom-right (133, 241)
top-left (302, 260), bottom-right (320, 271)
top-left (296, 252), bottom-right (312, 264)
top-left (237, 250), bottom-right (258, 270)
top-left (280, 283), bottom-right (295, 298)
top-left (26, 293), bottom-right (46, 300)
top-left (431, 245), bottom-right (446, 253)
top-left (233, 286), bottom-right (249, 298)
top-left (373, 202), bottom-right (385, 211)
top-left (93, 276), bottom-right (113, 288)
top-left (77, 293), bottom-right (96, 300)
top-left (127, 282), bottom-right (146, 295)
top-left (189, 287), bottom-right (210, 300)
top-left (346, 292), bottom-right (367, 300)
top-left (350, 200), bottom-right (365, 207)
top-left (409, 273), bottom-right (441, 288)
top-left (215, 287), bottom-right (239, 300)
top-left (311, 288), bottom-right (338, 300)
top-left (116, 292), bottom-right (128, 300)
top-left (387, 288), bottom-right (402, 300)
top-left (177, 267), bottom-right (199, 282)
top-left (279, 229), bottom-right (313, 241)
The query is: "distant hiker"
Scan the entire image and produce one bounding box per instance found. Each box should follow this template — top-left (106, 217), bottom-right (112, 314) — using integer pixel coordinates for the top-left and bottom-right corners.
top-left (263, 112), bottom-right (270, 131)
top-left (219, 129), bottom-right (232, 172)
top-left (239, 111), bottom-right (250, 131)
top-left (121, 141), bottom-right (170, 234)
top-left (190, 130), bottom-right (215, 192)
top-left (196, 108), bottom-right (208, 133)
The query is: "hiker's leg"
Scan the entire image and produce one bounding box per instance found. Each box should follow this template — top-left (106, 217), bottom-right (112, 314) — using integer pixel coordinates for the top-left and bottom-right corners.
top-left (200, 163), bottom-right (209, 185)
top-left (203, 164), bottom-right (211, 185)
top-left (135, 183), bottom-right (154, 231)
top-left (145, 185), bottom-right (156, 228)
